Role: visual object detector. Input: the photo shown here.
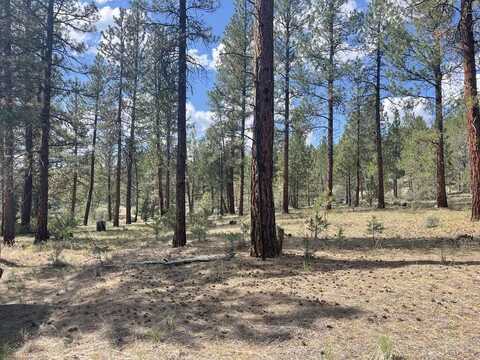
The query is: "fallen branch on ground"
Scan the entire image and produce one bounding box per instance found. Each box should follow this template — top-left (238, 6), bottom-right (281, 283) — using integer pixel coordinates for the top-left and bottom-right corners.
top-left (104, 253), bottom-right (235, 268)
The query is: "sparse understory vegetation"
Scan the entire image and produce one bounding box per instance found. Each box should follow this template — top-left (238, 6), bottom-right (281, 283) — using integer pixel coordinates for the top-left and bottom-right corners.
top-left (1, 205), bottom-right (480, 359)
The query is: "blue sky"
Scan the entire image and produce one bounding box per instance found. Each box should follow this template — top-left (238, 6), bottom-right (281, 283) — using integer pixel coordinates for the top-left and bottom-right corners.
top-left (78, 0), bottom-right (235, 134)
top-left (79, 0), bottom-right (454, 144)
top-left (187, 2), bottom-right (234, 112)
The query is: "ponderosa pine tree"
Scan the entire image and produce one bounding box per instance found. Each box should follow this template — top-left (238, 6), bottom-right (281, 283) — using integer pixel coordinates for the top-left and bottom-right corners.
top-left (84, 55), bottom-right (108, 226)
top-left (125, 3), bottom-right (147, 225)
top-left (35, 0), bottom-right (55, 243)
top-left (101, 9), bottom-right (127, 228)
top-left (173, 0), bottom-right (188, 247)
top-left (359, 0), bottom-right (401, 208)
top-left (275, 0), bottom-right (307, 214)
top-left (302, 0), bottom-right (353, 209)
top-left (1, 0), bottom-right (16, 245)
top-left (250, 0), bottom-right (280, 259)
top-left (460, 0), bottom-right (480, 220)
top-left (389, 0), bottom-right (456, 208)
top-left (35, 0), bottom-right (96, 242)
top-left (210, 0), bottom-right (253, 215)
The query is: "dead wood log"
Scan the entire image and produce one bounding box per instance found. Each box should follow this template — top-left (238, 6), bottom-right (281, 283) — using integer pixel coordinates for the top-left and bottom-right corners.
top-left (104, 253), bottom-right (235, 268)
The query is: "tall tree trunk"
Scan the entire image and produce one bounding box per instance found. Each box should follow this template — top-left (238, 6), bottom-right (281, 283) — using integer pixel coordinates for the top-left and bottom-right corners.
top-left (107, 151), bottom-right (112, 222)
top-left (282, 9), bottom-right (291, 214)
top-left (460, 0), bottom-right (480, 220)
top-left (84, 93), bottom-right (99, 225)
top-left (375, 43), bottom-right (385, 209)
top-left (126, 102), bottom-right (136, 224)
top-left (70, 125), bottom-right (78, 218)
top-left (134, 157), bottom-right (139, 222)
top-left (3, 0), bottom-right (15, 245)
top-left (326, 9), bottom-right (334, 210)
top-left (434, 65), bottom-right (448, 208)
top-left (174, 0), bottom-right (187, 247)
top-left (226, 146), bottom-right (235, 214)
top-left (355, 106), bottom-right (361, 207)
top-left (165, 112), bottom-right (171, 211)
top-left (21, 116), bottom-right (33, 230)
top-left (393, 177), bottom-right (398, 199)
top-left (250, 0), bottom-right (279, 259)
top-left (155, 78), bottom-right (165, 215)
top-left (348, 172), bottom-right (352, 207)
top-left (220, 140), bottom-right (225, 216)
top-left (239, 0), bottom-right (248, 217)
top-left (35, 0), bottom-right (54, 243)
top-left (114, 22), bottom-right (125, 228)
top-left (126, 37), bottom-right (140, 224)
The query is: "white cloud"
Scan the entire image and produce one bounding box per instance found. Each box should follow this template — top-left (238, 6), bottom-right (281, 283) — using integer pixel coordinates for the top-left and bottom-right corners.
top-left (383, 96), bottom-right (431, 124)
top-left (188, 43), bottom-right (225, 71)
top-left (341, 0), bottom-right (358, 14)
top-left (211, 43), bottom-right (225, 70)
top-left (96, 6), bottom-right (120, 32)
top-left (187, 102), bottom-right (214, 134)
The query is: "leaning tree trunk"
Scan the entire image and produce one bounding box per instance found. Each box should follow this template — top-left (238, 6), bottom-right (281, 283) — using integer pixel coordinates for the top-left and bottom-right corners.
top-left (3, 0), bottom-right (16, 245)
top-left (434, 65), bottom-right (448, 208)
top-left (173, 0), bottom-right (187, 248)
top-left (460, 0), bottom-right (480, 220)
top-left (374, 44), bottom-right (385, 209)
top-left (250, 0), bottom-right (279, 259)
top-left (84, 93), bottom-right (99, 226)
top-left (35, 0), bottom-right (54, 243)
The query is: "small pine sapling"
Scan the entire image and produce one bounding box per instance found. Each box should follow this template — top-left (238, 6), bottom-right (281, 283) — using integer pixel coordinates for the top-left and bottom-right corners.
top-left (366, 216), bottom-right (384, 249)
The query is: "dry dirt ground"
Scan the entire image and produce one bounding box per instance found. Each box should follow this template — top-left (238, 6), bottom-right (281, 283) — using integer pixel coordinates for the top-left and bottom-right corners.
top-left (1, 207), bottom-right (480, 359)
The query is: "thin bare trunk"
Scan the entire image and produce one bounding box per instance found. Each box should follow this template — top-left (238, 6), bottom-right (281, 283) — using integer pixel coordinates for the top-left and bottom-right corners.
top-left (114, 17), bottom-right (125, 228)
top-left (84, 93), bottom-right (99, 225)
top-left (434, 64), bottom-right (448, 208)
top-left (375, 43), bottom-right (385, 209)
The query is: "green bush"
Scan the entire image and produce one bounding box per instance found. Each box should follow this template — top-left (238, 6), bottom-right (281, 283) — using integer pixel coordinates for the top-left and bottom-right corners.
top-left (49, 214), bottom-right (78, 242)
top-left (189, 213), bottom-right (209, 242)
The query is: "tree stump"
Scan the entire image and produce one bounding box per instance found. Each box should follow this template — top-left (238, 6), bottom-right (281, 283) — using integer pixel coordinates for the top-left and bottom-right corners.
top-left (96, 221), bottom-right (106, 232)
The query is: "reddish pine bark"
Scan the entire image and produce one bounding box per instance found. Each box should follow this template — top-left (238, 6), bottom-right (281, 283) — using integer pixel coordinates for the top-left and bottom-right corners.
top-left (250, 0), bottom-right (280, 259)
top-left (173, 0), bottom-right (187, 247)
top-left (460, 0), bottom-right (480, 220)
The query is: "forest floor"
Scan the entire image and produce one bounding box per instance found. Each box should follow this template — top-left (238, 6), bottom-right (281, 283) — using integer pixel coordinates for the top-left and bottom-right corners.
top-left (1, 204), bottom-right (480, 359)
